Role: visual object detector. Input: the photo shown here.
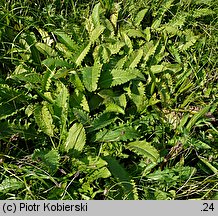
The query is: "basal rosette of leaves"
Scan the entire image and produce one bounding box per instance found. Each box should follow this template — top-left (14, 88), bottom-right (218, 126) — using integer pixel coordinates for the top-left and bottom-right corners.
top-left (0, 0), bottom-right (217, 200)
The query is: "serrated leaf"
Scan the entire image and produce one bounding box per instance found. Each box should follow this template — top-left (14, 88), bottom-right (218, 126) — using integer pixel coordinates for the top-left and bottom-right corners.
top-left (90, 25), bottom-right (105, 43)
top-left (125, 49), bottom-right (143, 69)
top-left (70, 72), bottom-right (85, 92)
top-left (0, 102), bottom-right (23, 120)
top-left (87, 112), bottom-right (117, 132)
top-left (192, 140), bottom-right (211, 150)
top-left (36, 42), bottom-right (57, 57)
top-left (10, 65), bottom-right (42, 83)
top-left (150, 65), bottom-right (165, 73)
top-left (110, 7), bottom-right (118, 29)
top-left (53, 69), bottom-right (70, 79)
top-left (151, 16), bottom-right (163, 29)
top-left (42, 58), bottom-right (72, 69)
top-left (93, 126), bottom-right (140, 142)
top-left (103, 156), bottom-right (134, 200)
top-left (114, 56), bottom-right (127, 69)
top-left (121, 32), bottom-right (133, 53)
top-left (147, 166), bottom-right (196, 181)
top-left (127, 81), bottom-right (147, 113)
top-left (70, 89), bottom-right (90, 112)
top-left (73, 108), bottom-right (90, 125)
top-left (55, 42), bottom-right (73, 59)
top-left (134, 8), bottom-right (149, 26)
top-left (144, 27), bottom-right (151, 42)
top-left (0, 178), bottom-right (24, 194)
top-left (32, 149), bottom-right (60, 174)
top-left (25, 33), bottom-right (41, 67)
top-left (143, 40), bottom-right (160, 63)
top-left (127, 140), bottom-right (159, 162)
top-left (192, 8), bottom-right (215, 18)
top-left (105, 103), bottom-right (125, 114)
top-left (168, 45), bottom-right (181, 63)
top-left (98, 89), bottom-right (126, 109)
top-left (0, 84), bottom-right (27, 120)
top-left (178, 36), bottom-right (199, 51)
top-left (64, 123), bottom-right (86, 153)
top-left (126, 29), bottom-right (146, 39)
top-left (82, 63), bottom-right (102, 92)
top-left (151, 0), bottom-right (174, 29)
top-left (34, 102), bottom-right (55, 137)
top-left (75, 42), bottom-right (92, 66)
top-left (53, 83), bottom-right (69, 141)
top-left (54, 31), bottom-right (78, 51)
top-left (150, 63), bottom-right (182, 74)
top-left (91, 3), bottom-right (101, 27)
top-left (112, 69), bottom-right (144, 86)
top-left (99, 68), bottom-right (144, 88)
top-left (87, 167), bottom-right (111, 181)
top-left (108, 41), bottom-right (125, 55)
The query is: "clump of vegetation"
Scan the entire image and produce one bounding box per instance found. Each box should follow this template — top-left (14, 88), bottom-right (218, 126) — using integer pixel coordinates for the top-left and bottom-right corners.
top-left (0, 0), bottom-right (217, 200)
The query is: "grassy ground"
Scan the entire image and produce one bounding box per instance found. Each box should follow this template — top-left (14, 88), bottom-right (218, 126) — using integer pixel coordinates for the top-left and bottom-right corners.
top-left (0, 0), bottom-right (217, 200)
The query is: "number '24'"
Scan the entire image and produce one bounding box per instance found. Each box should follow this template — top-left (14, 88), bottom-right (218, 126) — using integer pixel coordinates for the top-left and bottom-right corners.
top-left (202, 203), bottom-right (214, 212)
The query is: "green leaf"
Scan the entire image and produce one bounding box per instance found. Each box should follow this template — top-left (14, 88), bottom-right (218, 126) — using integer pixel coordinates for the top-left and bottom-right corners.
top-left (126, 29), bottom-right (146, 39)
top-left (82, 63), bottom-right (102, 92)
top-left (151, 0), bottom-right (174, 29)
top-left (186, 105), bottom-right (211, 132)
top-left (11, 72), bottom-right (41, 84)
top-left (70, 89), bottom-right (90, 112)
top-left (192, 140), bottom-right (211, 150)
top-left (108, 41), bottom-right (125, 55)
top-left (127, 140), bottom-right (159, 162)
top-left (63, 123), bottom-right (86, 153)
top-left (143, 40), bottom-right (160, 63)
top-left (75, 42), bottom-right (92, 66)
top-left (87, 112), bottom-right (117, 132)
top-left (134, 8), bottom-right (149, 26)
top-left (25, 33), bottom-right (41, 67)
top-left (147, 166), bottom-right (196, 182)
top-left (0, 178), bottom-right (24, 194)
top-left (192, 8), bottom-right (215, 18)
top-left (35, 42), bottom-right (57, 57)
top-left (198, 157), bottom-right (218, 175)
top-left (115, 56), bottom-right (128, 69)
top-left (150, 63), bottom-right (182, 74)
top-left (90, 25), bottom-right (105, 43)
top-left (73, 108), bottom-right (91, 125)
top-left (87, 167), bottom-right (111, 181)
top-left (121, 32), bottom-right (133, 53)
top-left (112, 69), bottom-right (144, 86)
top-left (168, 45), bottom-right (181, 63)
top-left (0, 101), bottom-right (24, 121)
top-left (42, 58), bottom-right (72, 69)
top-left (54, 31), bottom-right (78, 51)
top-left (125, 49), bottom-right (143, 69)
top-left (32, 149), bottom-right (60, 174)
top-left (126, 81), bottom-right (147, 113)
top-left (70, 72), bottom-right (85, 92)
top-left (91, 3), bottom-right (101, 27)
top-left (105, 103), bottom-right (125, 114)
top-left (99, 68), bottom-right (144, 88)
top-left (34, 102), bottom-right (55, 137)
top-left (93, 126), bottom-right (140, 142)
top-left (53, 83), bottom-right (69, 141)
top-left (103, 156), bottom-right (134, 200)
top-left (10, 65), bottom-right (42, 83)
top-left (178, 36), bottom-right (199, 51)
